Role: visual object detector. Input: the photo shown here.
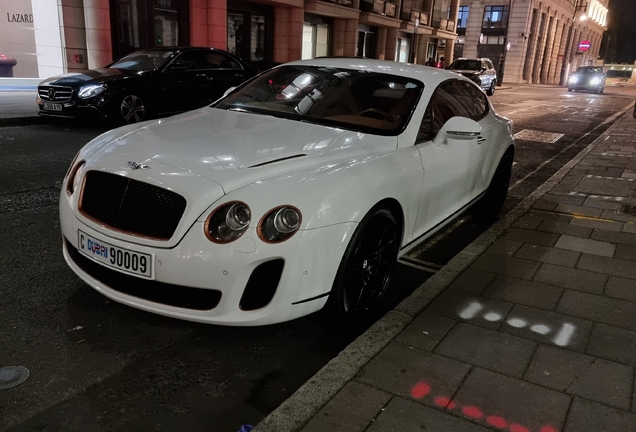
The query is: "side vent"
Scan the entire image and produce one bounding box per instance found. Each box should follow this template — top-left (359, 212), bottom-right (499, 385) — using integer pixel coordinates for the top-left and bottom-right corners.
top-left (248, 154), bottom-right (306, 168)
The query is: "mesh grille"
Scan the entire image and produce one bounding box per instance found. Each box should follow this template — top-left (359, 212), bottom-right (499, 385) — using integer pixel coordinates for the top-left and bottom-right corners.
top-left (81, 171), bottom-right (187, 240)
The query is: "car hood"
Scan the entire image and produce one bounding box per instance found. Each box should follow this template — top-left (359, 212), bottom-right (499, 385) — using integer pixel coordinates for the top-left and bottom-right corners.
top-left (39, 68), bottom-right (143, 87)
top-left (80, 107), bottom-right (397, 195)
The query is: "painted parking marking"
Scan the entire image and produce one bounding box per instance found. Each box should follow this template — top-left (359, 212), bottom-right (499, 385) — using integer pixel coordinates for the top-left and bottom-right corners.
top-left (567, 191), bottom-right (628, 201)
top-left (410, 380), bottom-right (559, 432)
top-left (583, 174), bottom-right (634, 181)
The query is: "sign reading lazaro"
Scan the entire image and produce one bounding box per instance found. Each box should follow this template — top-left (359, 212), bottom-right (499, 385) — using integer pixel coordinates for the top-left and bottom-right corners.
top-left (7, 13), bottom-right (33, 23)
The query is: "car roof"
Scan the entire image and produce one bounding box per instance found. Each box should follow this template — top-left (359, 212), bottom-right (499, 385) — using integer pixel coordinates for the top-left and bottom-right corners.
top-left (281, 57), bottom-right (461, 86)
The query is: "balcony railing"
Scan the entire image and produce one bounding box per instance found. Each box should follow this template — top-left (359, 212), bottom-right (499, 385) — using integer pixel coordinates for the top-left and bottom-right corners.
top-left (362, 0), bottom-right (398, 17)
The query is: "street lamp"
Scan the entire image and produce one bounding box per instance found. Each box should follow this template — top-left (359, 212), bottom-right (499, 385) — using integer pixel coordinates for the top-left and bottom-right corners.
top-left (559, 0), bottom-right (588, 85)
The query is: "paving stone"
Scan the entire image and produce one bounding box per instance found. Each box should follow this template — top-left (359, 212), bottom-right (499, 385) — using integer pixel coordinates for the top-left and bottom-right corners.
top-left (533, 263), bottom-right (607, 295)
top-left (570, 217), bottom-right (624, 231)
top-left (452, 368), bottom-right (571, 432)
top-left (587, 323), bottom-right (636, 367)
top-left (577, 253), bottom-right (636, 280)
top-left (471, 253), bottom-right (541, 280)
top-left (537, 220), bottom-right (593, 238)
top-left (558, 290), bottom-right (636, 331)
top-left (483, 275), bottom-right (563, 310)
top-left (591, 229), bottom-right (636, 246)
top-left (555, 202), bottom-right (604, 218)
top-left (540, 193), bottom-right (587, 205)
top-left (533, 198), bottom-right (558, 211)
top-left (424, 290), bottom-right (513, 330)
top-left (515, 242), bottom-right (581, 267)
top-left (564, 398), bottom-right (636, 432)
top-left (502, 227), bottom-right (561, 246)
top-left (300, 381), bottom-right (392, 432)
top-left (395, 313), bottom-right (456, 352)
top-left (615, 244), bottom-right (636, 261)
top-left (355, 342), bottom-right (471, 408)
top-left (485, 238), bottom-right (523, 256)
top-left (575, 176), bottom-right (634, 196)
top-left (501, 304), bottom-right (593, 352)
top-left (566, 359), bottom-right (633, 410)
top-left (602, 209), bottom-right (636, 224)
top-left (366, 397), bottom-right (492, 432)
top-left (605, 276), bottom-right (636, 303)
top-left (555, 234), bottom-right (616, 257)
top-left (449, 268), bottom-right (497, 295)
top-left (434, 323), bottom-right (536, 378)
top-left (523, 344), bottom-right (594, 391)
top-left (625, 223), bottom-right (636, 234)
top-left (584, 197), bottom-right (621, 210)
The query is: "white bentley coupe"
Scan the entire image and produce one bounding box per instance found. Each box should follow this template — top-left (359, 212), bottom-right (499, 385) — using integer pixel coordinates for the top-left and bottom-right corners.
top-left (60, 58), bottom-right (514, 326)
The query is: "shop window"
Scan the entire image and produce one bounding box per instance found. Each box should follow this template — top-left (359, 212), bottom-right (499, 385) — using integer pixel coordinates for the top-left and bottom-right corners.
top-left (227, 4), bottom-right (273, 68)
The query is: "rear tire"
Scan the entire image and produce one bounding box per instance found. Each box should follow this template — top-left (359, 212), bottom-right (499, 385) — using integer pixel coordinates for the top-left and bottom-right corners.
top-left (326, 207), bottom-right (399, 322)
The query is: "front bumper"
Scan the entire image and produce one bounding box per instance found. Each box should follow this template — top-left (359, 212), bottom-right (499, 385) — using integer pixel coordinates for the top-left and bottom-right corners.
top-left (60, 192), bottom-right (356, 326)
top-left (37, 93), bottom-right (113, 120)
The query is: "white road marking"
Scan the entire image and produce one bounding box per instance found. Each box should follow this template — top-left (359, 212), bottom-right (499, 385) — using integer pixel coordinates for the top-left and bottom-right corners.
top-left (553, 323), bottom-right (576, 346)
top-left (530, 324), bottom-right (551, 335)
top-left (507, 318), bottom-right (527, 328)
top-left (484, 312), bottom-right (502, 322)
top-left (459, 302), bottom-right (483, 319)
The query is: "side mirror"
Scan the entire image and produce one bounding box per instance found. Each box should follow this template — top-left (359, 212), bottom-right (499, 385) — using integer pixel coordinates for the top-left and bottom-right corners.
top-left (433, 116), bottom-right (482, 146)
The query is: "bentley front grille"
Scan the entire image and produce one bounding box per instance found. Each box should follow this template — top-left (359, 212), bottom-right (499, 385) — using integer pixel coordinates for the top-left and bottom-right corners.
top-left (80, 171), bottom-right (187, 240)
top-left (38, 86), bottom-right (73, 102)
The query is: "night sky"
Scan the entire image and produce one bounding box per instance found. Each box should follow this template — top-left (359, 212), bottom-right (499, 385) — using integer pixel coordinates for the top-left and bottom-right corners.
top-left (607, 0), bottom-right (636, 62)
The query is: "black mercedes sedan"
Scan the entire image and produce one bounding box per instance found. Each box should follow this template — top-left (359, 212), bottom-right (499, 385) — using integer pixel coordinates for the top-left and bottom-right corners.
top-left (36, 47), bottom-right (258, 124)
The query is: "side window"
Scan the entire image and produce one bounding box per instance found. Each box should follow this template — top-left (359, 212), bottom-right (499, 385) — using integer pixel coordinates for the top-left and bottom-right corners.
top-left (417, 80), bottom-right (485, 142)
top-left (171, 51), bottom-right (206, 70)
top-left (206, 52), bottom-right (241, 69)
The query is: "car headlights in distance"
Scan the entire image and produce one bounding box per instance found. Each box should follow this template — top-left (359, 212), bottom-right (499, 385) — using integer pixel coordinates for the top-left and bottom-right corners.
top-left (78, 84), bottom-right (106, 99)
top-left (259, 206), bottom-right (302, 243)
top-left (568, 76), bottom-right (579, 84)
top-left (589, 77), bottom-right (601, 85)
top-left (205, 202), bottom-right (251, 243)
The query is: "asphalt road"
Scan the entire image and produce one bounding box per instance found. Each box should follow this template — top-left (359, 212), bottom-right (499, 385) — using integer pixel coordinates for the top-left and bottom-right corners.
top-left (1, 85), bottom-right (634, 432)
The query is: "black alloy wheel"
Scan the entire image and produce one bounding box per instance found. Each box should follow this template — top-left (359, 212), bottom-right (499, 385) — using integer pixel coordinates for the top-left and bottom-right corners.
top-left (120, 94), bottom-right (146, 124)
top-left (327, 207), bottom-right (399, 321)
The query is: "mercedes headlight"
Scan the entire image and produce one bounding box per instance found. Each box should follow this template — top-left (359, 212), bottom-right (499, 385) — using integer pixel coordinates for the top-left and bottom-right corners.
top-left (78, 84), bottom-right (106, 99)
top-left (205, 202), bottom-right (251, 243)
top-left (568, 76), bottom-right (578, 84)
top-left (259, 206), bottom-right (302, 243)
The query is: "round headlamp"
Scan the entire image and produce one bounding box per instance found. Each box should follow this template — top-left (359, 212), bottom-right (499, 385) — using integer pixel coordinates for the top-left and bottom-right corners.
top-left (259, 206), bottom-right (302, 243)
top-left (205, 202), bottom-right (251, 243)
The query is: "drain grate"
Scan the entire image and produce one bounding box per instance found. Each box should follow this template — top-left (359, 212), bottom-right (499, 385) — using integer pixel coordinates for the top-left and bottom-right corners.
top-left (618, 204), bottom-right (636, 217)
top-left (513, 129), bottom-right (564, 143)
top-left (0, 366), bottom-right (29, 389)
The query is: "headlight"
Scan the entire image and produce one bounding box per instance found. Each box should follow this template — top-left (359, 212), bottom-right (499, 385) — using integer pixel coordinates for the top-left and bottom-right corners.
top-left (205, 202), bottom-right (251, 243)
top-left (66, 160), bottom-right (85, 196)
top-left (78, 84), bottom-right (106, 99)
top-left (590, 77), bottom-right (601, 85)
top-left (259, 206), bottom-right (302, 243)
top-left (568, 76), bottom-right (578, 84)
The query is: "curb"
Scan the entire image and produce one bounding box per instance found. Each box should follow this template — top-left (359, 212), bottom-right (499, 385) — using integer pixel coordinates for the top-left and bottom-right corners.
top-left (255, 107), bottom-right (634, 432)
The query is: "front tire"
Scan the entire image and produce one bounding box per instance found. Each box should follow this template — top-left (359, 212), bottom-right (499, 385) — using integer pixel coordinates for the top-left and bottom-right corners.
top-left (486, 82), bottom-right (495, 96)
top-left (474, 150), bottom-right (513, 221)
top-left (120, 94), bottom-right (146, 124)
top-left (326, 207), bottom-right (399, 321)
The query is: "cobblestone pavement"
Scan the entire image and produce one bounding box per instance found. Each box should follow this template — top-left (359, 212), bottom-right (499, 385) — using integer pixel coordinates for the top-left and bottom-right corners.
top-left (257, 110), bottom-right (636, 432)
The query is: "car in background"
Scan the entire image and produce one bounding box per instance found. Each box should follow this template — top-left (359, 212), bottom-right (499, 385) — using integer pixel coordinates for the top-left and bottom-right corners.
top-left (447, 58), bottom-right (498, 96)
top-left (36, 47), bottom-right (257, 124)
top-left (567, 66), bottom-right (606, 93)
top-left (60, 58), bottom-right (514, 326)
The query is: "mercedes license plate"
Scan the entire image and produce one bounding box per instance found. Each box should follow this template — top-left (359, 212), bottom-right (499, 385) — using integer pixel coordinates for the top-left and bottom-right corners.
top-left (43, 102), bottom-right (62, 111)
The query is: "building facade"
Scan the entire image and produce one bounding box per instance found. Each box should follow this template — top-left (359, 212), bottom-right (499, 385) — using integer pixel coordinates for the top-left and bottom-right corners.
top-left (1, 0), bottom-right (607, 86)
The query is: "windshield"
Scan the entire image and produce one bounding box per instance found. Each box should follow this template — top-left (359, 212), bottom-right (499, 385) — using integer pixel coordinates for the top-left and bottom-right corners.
top-left (577, 67), bottom-right (604, 75)
top-left (215, 65), bottom-right (423, 135)
top-left (449, 60), bottom-right (482, 70)
top-left (109, 50), bottom-right (175, 71)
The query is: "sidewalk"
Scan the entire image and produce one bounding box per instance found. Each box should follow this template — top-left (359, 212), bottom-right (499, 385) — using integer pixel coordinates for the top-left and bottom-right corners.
top-left (257, 108), bottom-right (636, 432)
top-left (0, 90), bottom-right (43, 126)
